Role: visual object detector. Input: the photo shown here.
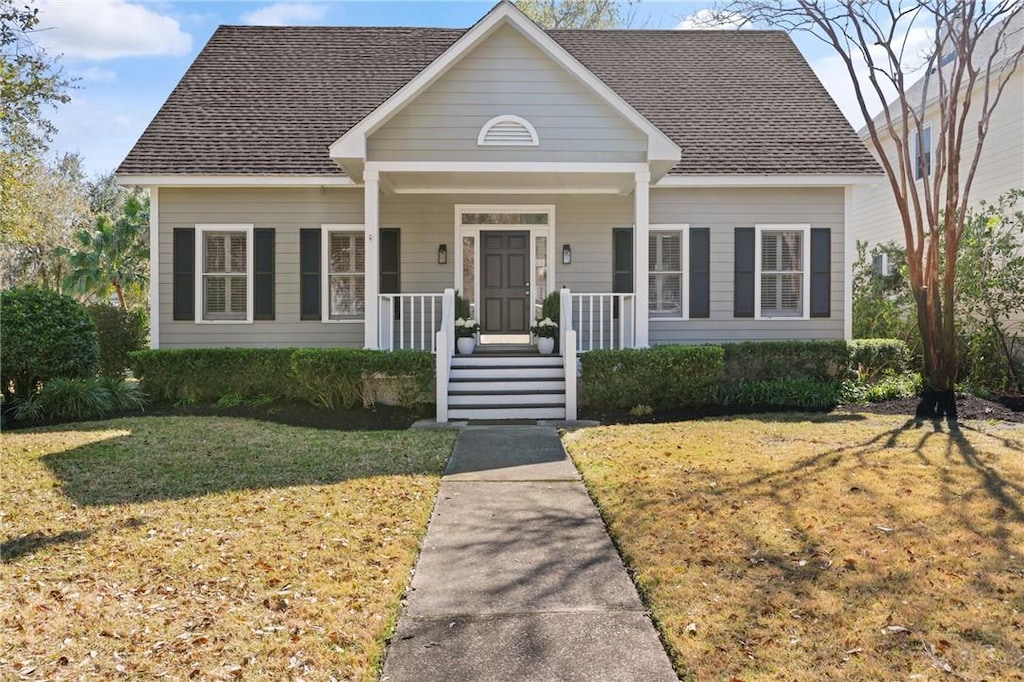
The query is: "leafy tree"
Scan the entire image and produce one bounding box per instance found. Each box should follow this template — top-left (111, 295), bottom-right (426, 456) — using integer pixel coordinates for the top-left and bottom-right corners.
top-left (62, 195), bottom-right (150, 310)
top-left (713, 0), bottom-right (1024, 421)
top-left (517, 0), bottom-right (626, 28)
top-left (852, 241), bottom-right (919, 354)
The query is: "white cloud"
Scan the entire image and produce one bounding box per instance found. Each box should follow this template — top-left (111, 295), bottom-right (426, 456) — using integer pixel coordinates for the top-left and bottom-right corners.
top-left (76, 66), bottom-right (117, 83)
top-left (241, 2), bottom-right (328, 26)
top-left (676, 10), bottom-right (748, 30)
top-left (35, 0), bottom-right (192, 61)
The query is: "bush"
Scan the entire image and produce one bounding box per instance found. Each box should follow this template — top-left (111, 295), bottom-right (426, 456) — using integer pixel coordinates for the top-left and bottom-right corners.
top-left (841, 372), bottom-right (921, 404)
top-left (37, 377), bottom-right (113, 421)
top-left (0, 288), bottom-right (100, 399)
top-left (718, 378), bottom-right (844, 410)
top-left (580, 345), bottom-right (724, 410)
top-left (848, 339), bottom-right (912, 381)
top-left (86, 304), bottom-right (148, 376)
top-left (130, 348), bottom-right (298, 403)
top-left (722, 340), bottom-right (851, 383)
top-left (290, 348), bottom-right (433, 409)
top-left (99, 376), bottom-right (148, 412)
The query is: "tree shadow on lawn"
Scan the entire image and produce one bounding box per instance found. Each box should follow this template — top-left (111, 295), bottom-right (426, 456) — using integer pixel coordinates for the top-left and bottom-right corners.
top-left (39, 416), bottom-right (454, 508)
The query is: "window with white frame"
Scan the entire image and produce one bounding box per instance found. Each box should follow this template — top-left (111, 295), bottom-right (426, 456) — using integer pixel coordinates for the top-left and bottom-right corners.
top-left (326, 230), bottom-right (365, 320)
top-left (758, 226), bottom-right (808, 318)
top-left (649, 230), bottom-right (683, 317)
top-left (200, 226), bottom-right (251, 322)
top-left (913, 125), bottom-right (932, 180)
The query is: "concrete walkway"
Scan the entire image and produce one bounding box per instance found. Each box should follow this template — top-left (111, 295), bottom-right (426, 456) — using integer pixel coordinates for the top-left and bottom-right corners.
top-left (380, 426), bottom-right (677, 681)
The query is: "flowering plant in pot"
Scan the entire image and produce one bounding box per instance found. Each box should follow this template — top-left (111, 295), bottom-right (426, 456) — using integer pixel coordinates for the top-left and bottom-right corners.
top-left (530, 317), bottom-right (558, 354)
top-left (454, 317), bottom-right (480, 354)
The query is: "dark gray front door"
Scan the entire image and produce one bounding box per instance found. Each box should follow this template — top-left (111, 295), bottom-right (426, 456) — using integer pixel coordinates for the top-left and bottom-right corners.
top-left (480, 231), bottom-right (530, 333)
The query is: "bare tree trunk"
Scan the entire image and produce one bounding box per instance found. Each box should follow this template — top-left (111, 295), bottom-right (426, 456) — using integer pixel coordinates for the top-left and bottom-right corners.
top-left (114, 280), bottom-right (126, 311)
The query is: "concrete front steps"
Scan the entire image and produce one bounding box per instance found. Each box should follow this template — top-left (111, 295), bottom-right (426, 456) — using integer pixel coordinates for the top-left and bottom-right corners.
top-left (447, 352), bottom-right (566, 420)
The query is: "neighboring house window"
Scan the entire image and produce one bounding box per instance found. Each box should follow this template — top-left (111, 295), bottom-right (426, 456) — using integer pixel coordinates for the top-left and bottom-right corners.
top-left (649, 229), bottom-right (684, 318)
top-left (324, 227), bottom-right (365, 321)
top-left (913, 125), bottom-right (932, 180)
top-left (872, 252), bottom-right (890, 277)
top-left (477, 115), bottom-right (539, 146)
top-left (197, 224), bottom-right (252, 323)
top-left (756, 225), bottom-right (810, 319)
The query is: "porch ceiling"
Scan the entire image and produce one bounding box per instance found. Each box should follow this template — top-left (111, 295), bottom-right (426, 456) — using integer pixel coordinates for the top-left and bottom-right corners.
top-left (383, 170), bottom-right (636, 195)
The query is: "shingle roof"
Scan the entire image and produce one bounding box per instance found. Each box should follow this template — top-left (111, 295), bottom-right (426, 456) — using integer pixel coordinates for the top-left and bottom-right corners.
top-left (118, 25), bottom-right (882, 177)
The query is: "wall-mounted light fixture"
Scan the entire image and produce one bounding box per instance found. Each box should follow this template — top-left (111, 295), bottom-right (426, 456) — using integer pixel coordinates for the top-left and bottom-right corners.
top-left (437, 244), bottom-right (448, 265)
top-left (562, 244), bottom-right (572, 265)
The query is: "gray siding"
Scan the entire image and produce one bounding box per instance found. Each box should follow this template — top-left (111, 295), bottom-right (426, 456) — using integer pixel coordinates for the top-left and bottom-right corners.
top-left (158, 187), bottom-right (364, 348)
top-left (649, 187), bottom-right (846, 343)
top-left (367, 24), bottom-right (647, 163)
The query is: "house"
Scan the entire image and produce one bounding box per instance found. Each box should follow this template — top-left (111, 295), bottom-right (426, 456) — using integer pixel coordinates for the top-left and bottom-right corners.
top-left (851, 16), bottom-right (1024, 274)
top-left (117, 1), bottom-right (881, 420)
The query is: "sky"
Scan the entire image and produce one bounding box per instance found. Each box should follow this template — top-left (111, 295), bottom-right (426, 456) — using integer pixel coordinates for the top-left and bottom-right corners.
top-left (31, 0), bottom-right (921, 178)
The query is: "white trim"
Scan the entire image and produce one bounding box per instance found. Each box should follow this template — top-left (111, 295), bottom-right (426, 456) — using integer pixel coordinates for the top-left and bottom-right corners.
top-left (148, 187), bottom-right (159, 348)
top-left (454, 205), bottom-right (556, 327)
top-left (194, 224), bottom-right (254, 324)
top-left (328, 2), bottom-right (679, 166)
top-left (843, 187), bottom-right (854, 340)
top-left (633, 170), bottom-right (650, 346)
top-left (653, 174), bottom-right (882, 188)
top-left (363, 172), bottom-right (380, 347)
top-left (321, 224), bottom-right (368, 325)
top-left (116, 174), bottom-right (356, 188)
top-left (391, 186), bottom-right (625, 195)
top-left (365, 161), bottom-right (647, 174)
top-left (648, 224), bottom-right (689, 321)
top-left (477, 115), bottom-right (539, 147)
top-left (753, 223), bottom-right (812, 321)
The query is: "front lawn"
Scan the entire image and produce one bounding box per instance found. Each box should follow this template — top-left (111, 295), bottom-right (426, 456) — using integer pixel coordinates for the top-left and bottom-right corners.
top-left (0, 416), bottom-right (456, 681)
top-left (565, 414), bottom-right (1024, 681)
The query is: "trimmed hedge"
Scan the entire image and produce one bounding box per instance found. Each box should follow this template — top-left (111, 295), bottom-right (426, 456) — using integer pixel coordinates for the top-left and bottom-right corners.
top-left (130, 347), bottom-right (434, 408)
top-left (87, 304), bottom-right (149, 376)
top-left (848, 339), bottom-right (911, 381)
top-left (722, 340), bottom-right (851, 383)
top-left (580, 345), bottom-right (724, 410)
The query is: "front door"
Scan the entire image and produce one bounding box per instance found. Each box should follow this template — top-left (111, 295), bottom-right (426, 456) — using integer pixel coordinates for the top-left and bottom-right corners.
top-left (480, 231), bottom-right (530, 333)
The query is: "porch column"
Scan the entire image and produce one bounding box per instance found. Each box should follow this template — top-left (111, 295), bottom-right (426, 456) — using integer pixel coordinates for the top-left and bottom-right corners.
top-left (364, 169), bottom-right (380, 349)
top-left (148, 186), bottom-right (159, 349)
top-left (633, 169), bottom-right (650, 347)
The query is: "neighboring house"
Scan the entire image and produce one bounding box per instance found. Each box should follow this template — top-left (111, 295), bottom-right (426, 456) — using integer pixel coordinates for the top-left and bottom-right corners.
top-left (117, 1), bottom-right (881, 420)
top-left (851, 17), bottom-right (1024, 274)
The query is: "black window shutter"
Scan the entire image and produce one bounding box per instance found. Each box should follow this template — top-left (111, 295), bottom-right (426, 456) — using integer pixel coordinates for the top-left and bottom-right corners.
top-left (300, 228), bottom-right (321, 321)
top-left (612, 228), bottom-right (633, 293)
top-left (689, 227), bottom-right (710, 318)
top-left (380, 228), bottom-right (400, 294)
top-left (173, 228), bottom-right (195, 321)
top-left (734, 227), bottom-right (755, 318)
top-left (254, 228), bottom-right (275, 320)
top-left (810, 228), bottom-right (831, 318)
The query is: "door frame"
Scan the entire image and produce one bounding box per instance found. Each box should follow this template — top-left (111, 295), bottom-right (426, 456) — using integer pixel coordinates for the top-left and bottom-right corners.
top-left (453, 204), bottom-right (557, 324)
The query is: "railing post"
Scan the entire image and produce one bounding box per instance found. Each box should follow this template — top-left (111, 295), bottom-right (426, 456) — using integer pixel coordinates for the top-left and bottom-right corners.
top-left (442, 288), bottom-right (456, 359)
top-left (435, 330), bottom-right (448, 423)
top-left (559, 287), bottom-right (571, 356)
top-left (564, 329), bottom-right (577, 421)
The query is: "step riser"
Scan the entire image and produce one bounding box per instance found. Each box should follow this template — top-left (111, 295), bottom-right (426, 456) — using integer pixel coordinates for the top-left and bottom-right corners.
top-left (448, 407), bottom-right (567, 420)
top-left (449, 380), bottom-right (566, 392)
top-left (451, 356), bottom-right (563, 368)
top-left (448, 393), bottom-right (565, 407)
top-left (450, 368), bottom-right (564, 380)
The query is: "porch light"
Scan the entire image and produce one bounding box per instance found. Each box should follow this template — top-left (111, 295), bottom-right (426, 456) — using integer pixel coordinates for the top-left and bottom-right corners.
top-left (437, 244), bottom-right (448, 265)
top-left (562, 244), bottom-right (572, 265)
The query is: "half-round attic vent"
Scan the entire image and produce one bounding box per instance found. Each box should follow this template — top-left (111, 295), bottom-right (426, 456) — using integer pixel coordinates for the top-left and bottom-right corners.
top-left (477, 115), bottom-right (539, 146)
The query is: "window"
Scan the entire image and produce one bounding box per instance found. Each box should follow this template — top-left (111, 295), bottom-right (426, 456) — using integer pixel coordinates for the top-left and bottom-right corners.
top-left (324, 228), bottom-right (365, 321)
top-left (757, 225), bottom-right (809, 319)
top-left (649, 230), bottom-right (683, 318)
top-left (197, 225), bottom-right (252, 322)
top-left (913, 125), bottom-right (932, 180)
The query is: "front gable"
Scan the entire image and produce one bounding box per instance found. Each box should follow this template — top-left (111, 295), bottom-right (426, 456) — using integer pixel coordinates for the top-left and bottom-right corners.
top-left (366, 24), bottom-right (648, 165)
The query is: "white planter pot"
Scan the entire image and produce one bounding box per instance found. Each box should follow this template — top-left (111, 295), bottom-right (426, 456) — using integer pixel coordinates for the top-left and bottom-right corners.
top-left (536, 337), bottom-right (556, 355)
top-left (457, 336), bottom-right (476, 354)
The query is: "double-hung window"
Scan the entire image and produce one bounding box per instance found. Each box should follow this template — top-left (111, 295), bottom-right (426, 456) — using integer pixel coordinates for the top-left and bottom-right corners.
top-left (756, 224), bottom-right (809, 319)
top-left (198, 224), bottom-right (252, 322)
top-left (913, 125), bottom-right (932, 180)
top-left (323, 226), bottom-right (365, 321)
top-left (648, 228), bottom-right (685, 318)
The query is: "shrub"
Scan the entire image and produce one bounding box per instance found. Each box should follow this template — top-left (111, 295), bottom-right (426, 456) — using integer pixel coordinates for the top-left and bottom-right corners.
top-left (580, 345), bottom-right (723, 410)
top-left (37, 378), bottom-right (113, 421)
top-left (722, 340), bottom-right (851, 383)
top-left (86, 304), bottom-right (148, 376)
top-left (99, 376), bottom-right (148, 412)
top-left (841, 372), bottom-right (921, 404)
top-left (0, 288), bottom-right (100, 399)
top-left (130, 348), bottom-right (298, 403)
top-left (291, 348), bottom-right (433, 409)
top-left (848, 339), bottom-right (912, 381)
top-left (724, 378), bottom-right (843, 409)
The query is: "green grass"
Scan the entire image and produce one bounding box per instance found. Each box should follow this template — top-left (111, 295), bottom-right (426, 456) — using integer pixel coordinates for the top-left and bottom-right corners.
top-left (565, 413), bottom-right (1024, 681)
top-left (1, 416), bottom-right (456, 681)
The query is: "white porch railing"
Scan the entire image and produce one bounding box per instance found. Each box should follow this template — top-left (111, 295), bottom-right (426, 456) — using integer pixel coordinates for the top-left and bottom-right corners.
top-left (562, 291), bottom-right (636, 352)
top-left (378, 293), bottom-right (445, 352)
